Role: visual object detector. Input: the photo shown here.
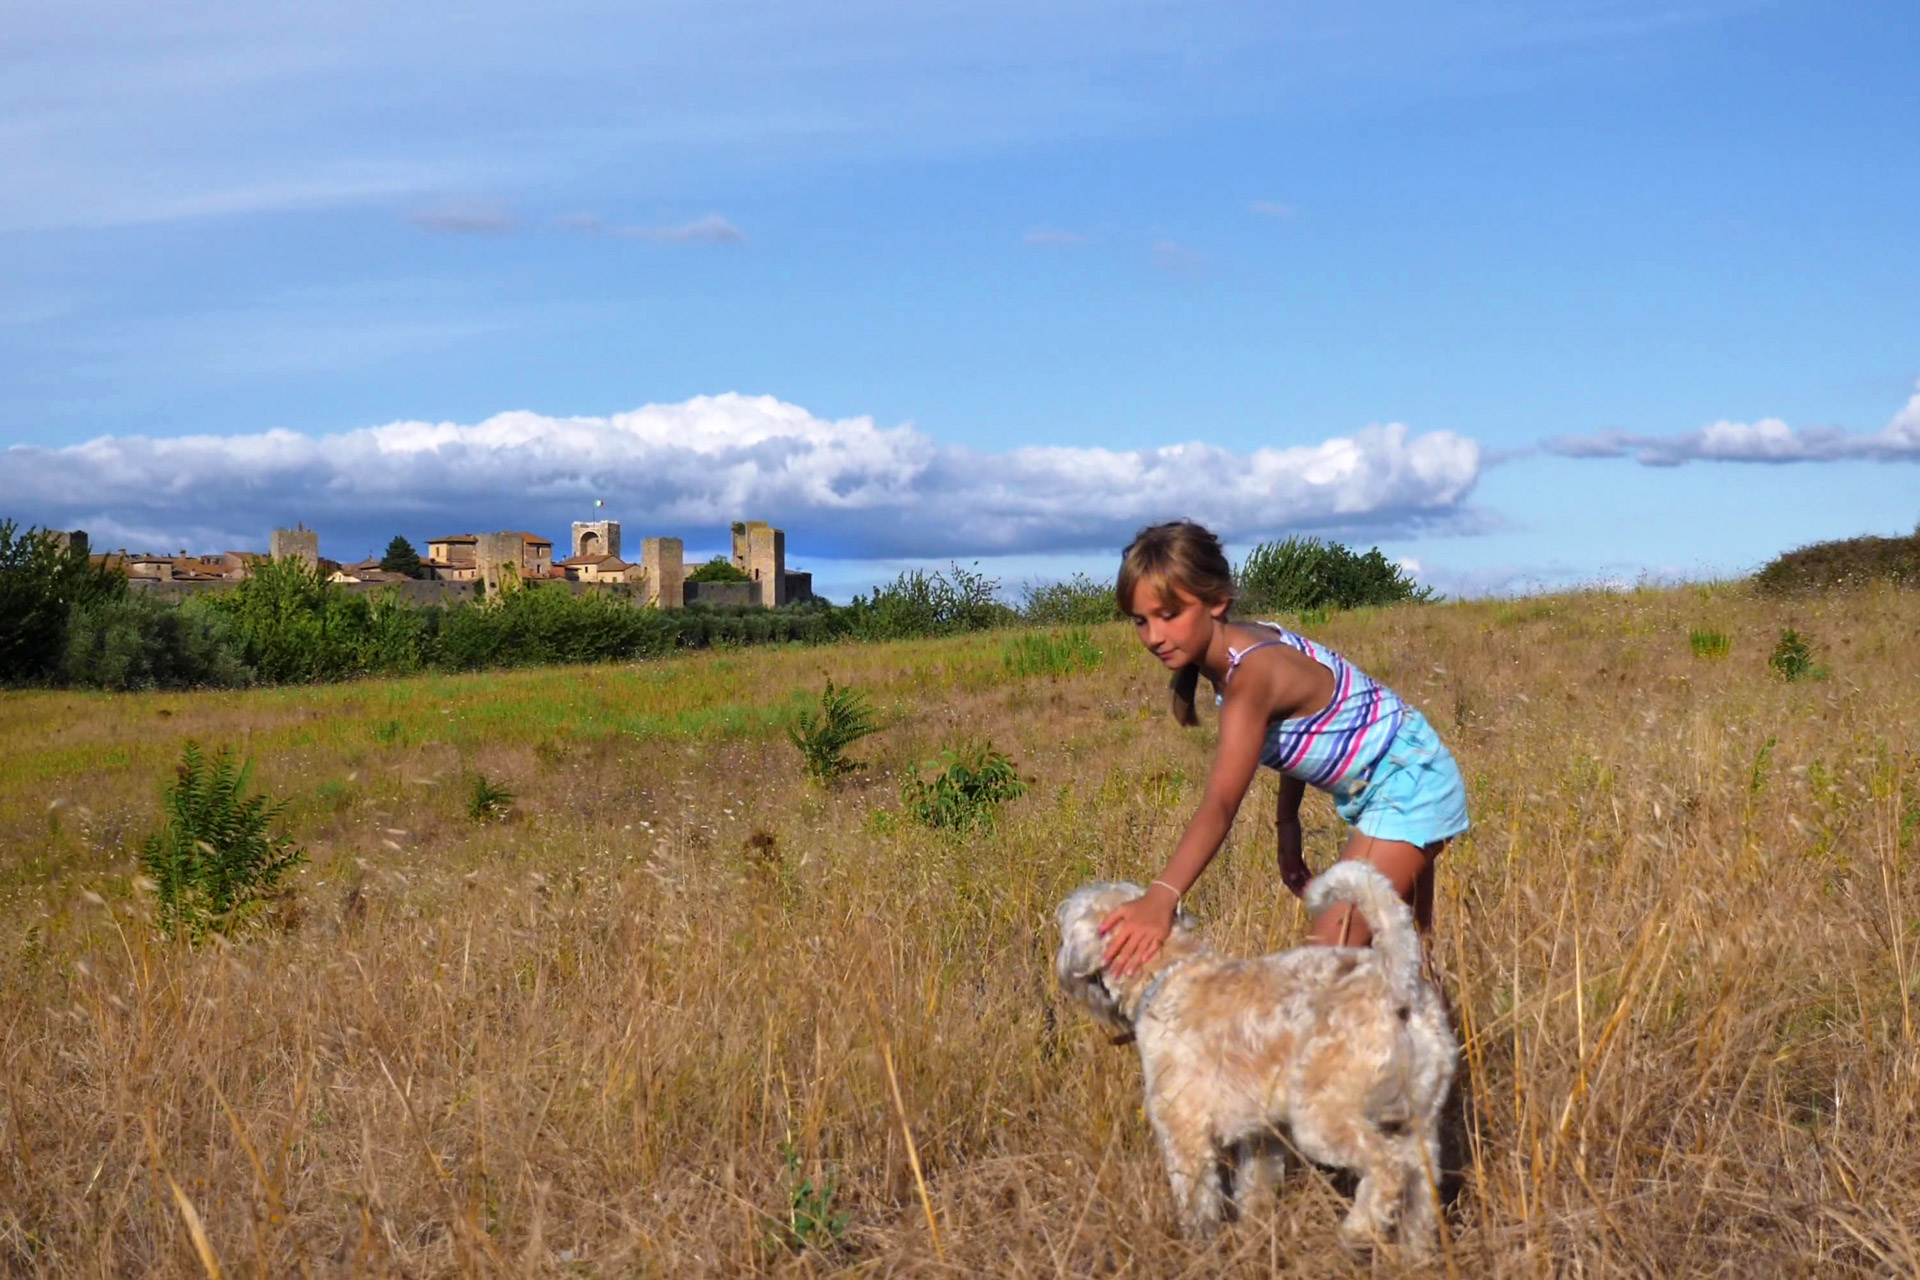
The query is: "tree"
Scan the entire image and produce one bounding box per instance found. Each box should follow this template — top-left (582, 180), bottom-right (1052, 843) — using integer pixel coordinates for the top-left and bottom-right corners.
top-left (0, 519), bottom-right (125, 685)
top-left (686, 555), bottom-right (752, 583)
top-left (380, 535), bottom-right (425, 579)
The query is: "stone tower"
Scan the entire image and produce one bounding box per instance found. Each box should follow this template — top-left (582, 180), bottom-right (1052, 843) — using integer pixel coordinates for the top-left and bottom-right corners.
top-left (730, 520), bottom-right (787, 607)
top-left (641, 536), bottom-right (685, 608)
top-left (571, 519), bottom-right (621, 560)
top-left (270, 526), bottom-right (319, 569)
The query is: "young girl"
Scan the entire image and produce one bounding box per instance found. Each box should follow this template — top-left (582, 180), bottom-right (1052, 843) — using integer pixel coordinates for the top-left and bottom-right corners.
top-left (1100, 520), bottom-right (1470, 976)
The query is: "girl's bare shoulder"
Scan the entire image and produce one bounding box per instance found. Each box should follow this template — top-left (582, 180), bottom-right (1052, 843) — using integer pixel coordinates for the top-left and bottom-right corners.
top-left (1226, 626), bottom-right (1330, 716)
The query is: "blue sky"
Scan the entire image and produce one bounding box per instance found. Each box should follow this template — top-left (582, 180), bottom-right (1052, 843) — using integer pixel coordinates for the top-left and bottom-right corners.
top-left (3, 0), bottom-right (1916, 600)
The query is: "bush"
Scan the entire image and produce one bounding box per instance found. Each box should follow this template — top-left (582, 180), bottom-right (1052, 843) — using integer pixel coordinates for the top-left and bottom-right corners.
top-left (1020, 573), bottom-right (1120, 626)
top-left (1768, 629), bottom-right (1825, 682)
top-left (1002, 627), bottom-right (1103, 678)
top-left (194, 558), bottom-right (402, 682)
top-left (687, 556), bottom-right (753, 584)
top-left (61, 592), bottom-right (254, 690)
top-left (1754, 526), bottom-right (1920, 594)
top-left (841, 563), bottom-right (1010, 641)
top-left (787, 680), bottom-right (880, 784)
top-left (1236, 537), bottom-right (1434, 615)
top-left (139, 742), bottom-right (306, 942)
top-left (901, 742), bottom-right (1027, 832)
top-left (0, 520), bottom-right (125, 686)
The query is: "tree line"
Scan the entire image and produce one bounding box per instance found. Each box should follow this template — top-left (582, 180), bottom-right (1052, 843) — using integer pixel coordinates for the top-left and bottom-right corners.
top-left (0, 519), bottom-right (1431, 691)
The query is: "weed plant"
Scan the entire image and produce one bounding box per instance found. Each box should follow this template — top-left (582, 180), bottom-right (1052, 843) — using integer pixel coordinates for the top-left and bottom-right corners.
top-left (1688, 628), bottom-right (1732, 659)
top-left (137, 741), bottom-right (306, 941)
top-left (901, 741), bottom-right (1027, 831)
top-left (1769, 628), bottom-right (1825, 681)
top-left (1002, 627), bottom-right (1103, 678)
top-left (786, 679), bottom-right (879, 783)
top-left (466, 773), bottom-right (515, 822)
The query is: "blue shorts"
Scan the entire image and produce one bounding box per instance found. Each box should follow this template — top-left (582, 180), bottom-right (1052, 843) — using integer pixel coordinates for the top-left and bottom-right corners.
top-left (1326, 708), bottom-right (1470, 847)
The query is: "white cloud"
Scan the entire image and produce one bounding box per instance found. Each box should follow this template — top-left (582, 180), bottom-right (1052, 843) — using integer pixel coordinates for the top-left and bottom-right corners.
top-left (1249, 200), bottom-right (1295, 218)
top-left (1151, 239), bottom-right (1205, 276)
top-left (2, 394), bottom-right (1483, 560)
top-left (1023, 227), bottom-right (1086, 246)
top-left (1544, 384), bottom-right (1920, 465)
top-left (560, 213), bottom-right (744, 244)
top-left (409, 200), bottom-right (518, 235)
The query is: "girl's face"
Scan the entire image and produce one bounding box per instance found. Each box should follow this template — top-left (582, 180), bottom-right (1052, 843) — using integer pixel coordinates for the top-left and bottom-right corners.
top-left (1126, 579), bottom-right (1227, 670)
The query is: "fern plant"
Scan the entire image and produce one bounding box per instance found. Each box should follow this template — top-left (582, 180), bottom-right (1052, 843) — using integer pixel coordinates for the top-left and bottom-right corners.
top-left (787, 680), bottom-right (879, 784)
top-left (140, 742), bottom-right (306, 941)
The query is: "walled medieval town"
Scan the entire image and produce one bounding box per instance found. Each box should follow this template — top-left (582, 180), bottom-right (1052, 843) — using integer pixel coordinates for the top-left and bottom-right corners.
top-left (57, 519), bottom-right (813, 610)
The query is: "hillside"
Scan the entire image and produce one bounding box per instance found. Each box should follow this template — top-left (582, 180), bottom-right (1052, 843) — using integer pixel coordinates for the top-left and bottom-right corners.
top-left (2, 583), bottom-right (1917, 1275)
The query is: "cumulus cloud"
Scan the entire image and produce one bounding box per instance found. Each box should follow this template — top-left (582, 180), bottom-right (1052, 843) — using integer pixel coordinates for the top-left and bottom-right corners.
top-left (1, 395), bottom-right (1483, 561)
top-left (1544, 384), bottom-right (1920, 465)
top-left (560, 212), bottom-right (744, 244)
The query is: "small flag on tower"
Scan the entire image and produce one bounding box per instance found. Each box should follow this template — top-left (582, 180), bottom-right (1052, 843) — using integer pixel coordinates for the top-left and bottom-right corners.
top-left (594, 498), bottom-right (605, 508)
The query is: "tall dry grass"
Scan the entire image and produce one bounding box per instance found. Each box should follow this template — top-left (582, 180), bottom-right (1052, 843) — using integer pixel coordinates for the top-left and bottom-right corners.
top-left (1, 585), bottom-right (1916, 1276)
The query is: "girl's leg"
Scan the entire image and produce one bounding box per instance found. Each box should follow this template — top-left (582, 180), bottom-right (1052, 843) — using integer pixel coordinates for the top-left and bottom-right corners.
top-left (1308, 833), bottom-right (1446, 947)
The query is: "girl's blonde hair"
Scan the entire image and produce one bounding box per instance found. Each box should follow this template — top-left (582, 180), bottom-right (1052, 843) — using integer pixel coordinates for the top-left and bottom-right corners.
top-left (1116, 521), bottom-right (1235, 728)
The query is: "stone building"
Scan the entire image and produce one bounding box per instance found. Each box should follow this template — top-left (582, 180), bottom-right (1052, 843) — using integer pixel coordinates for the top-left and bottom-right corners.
top-left (270, 526), bottom-right (319, 569)
top-left (571, 519), bottom-right (620, 561)
top-left (728, 520), bottom-right (813, 606)
top-left (426, 531), bottom-right (552, 587)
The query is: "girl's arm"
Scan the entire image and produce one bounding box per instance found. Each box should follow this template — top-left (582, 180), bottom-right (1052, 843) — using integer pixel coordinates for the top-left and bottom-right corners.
top-left (1276, 774), bottom-right (1308, 895)
top-left (1099, 685), bottom-right (1270, 975)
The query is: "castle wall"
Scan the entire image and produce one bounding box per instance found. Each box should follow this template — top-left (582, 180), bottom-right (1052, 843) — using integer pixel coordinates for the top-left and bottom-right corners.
top-left (682, 580), bottom-right (753, 607)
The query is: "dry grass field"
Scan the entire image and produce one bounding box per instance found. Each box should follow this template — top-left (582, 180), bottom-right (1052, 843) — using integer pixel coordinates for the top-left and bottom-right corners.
top-left (2, 584), bottom-right (1917, 1276)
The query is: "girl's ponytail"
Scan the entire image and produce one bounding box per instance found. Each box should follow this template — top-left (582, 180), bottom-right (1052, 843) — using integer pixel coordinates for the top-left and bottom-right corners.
top-left (1169, 665), bottom-right (1202, 728)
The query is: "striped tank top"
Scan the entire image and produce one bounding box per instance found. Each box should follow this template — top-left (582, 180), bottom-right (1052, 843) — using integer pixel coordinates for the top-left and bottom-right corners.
top-left (1221, 623), bottom-right (1406, 791)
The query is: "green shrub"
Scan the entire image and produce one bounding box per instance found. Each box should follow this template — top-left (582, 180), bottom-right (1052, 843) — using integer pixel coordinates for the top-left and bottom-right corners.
top-left (0, 520), bottom-right (126, 686)
top-left (687, 556), bottom-right (753, 584)
top-left (1755, 526), bottom-right (1920, 594)
top-left (787, 680), bottom-right (880, 784)
top-left (1002, 627), bottom-right (1103, 678)
top-left (901, 743), bottom-right (1027, 832)
top-left (1688, 628), bottom-right (1732, 660)
top-left (1768, 629), bottom-right (1824, 682)
top-left (1236, 536), bottom-right (1433, 615)
top-left (61, 591), bottom-right (254, 690)
top-left (467, 773), bottom-right (514, 822)
top-left (1020, 573), bottom-right (1120, 626)
top-left (841, 563), bottom-right (1010, 640)
top-left (139, 742), bottom-right (306, 942)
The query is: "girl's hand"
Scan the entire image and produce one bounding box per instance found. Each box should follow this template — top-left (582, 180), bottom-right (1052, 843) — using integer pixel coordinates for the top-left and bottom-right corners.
top-left (1278, 846), bottom-right (1311, 896)
top-left (1098, 887), bottom-right (1177, 977)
